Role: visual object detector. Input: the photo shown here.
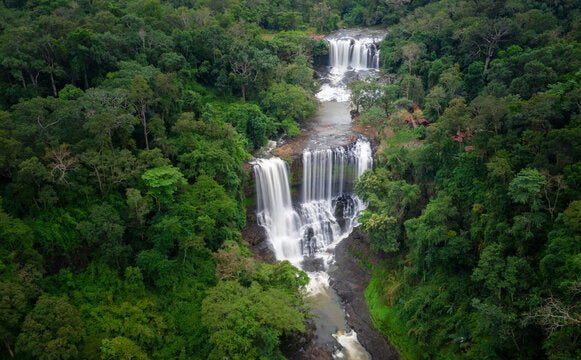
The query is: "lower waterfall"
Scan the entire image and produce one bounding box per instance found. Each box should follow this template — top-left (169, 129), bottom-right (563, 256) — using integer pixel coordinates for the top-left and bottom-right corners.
top-left (253, 139), bottom-right (372, 260)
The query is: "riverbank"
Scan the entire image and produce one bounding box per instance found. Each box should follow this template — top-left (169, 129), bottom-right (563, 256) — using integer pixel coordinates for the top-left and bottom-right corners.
top-left (329, 228), bottom-right (400, 360)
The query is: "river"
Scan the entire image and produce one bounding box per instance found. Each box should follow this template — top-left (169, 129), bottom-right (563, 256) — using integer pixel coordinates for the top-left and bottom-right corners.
top-left (252, 28), bottom-right (386, 359)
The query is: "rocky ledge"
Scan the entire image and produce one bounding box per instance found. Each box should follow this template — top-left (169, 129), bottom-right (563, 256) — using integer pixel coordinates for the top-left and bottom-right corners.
top-left (328, 227), bottom-right (400, 360)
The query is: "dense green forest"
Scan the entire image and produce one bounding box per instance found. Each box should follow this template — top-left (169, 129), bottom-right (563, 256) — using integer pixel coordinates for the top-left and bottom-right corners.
top-left (349, 1), bottom-right (581, 359)
top-left (0, 0), bottom-right (382, 358)
top-left (0, 0), bottom-right (580, 359)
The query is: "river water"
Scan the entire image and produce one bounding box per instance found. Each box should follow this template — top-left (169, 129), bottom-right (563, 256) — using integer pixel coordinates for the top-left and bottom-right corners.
top-left (252, 28), bottom-right (386, 359)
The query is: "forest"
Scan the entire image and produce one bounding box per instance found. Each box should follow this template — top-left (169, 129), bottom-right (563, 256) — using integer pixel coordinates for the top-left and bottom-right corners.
top-left (0, 0), bottom-right (579, 359)
top-left (350, 1), bottom-right (581, 359)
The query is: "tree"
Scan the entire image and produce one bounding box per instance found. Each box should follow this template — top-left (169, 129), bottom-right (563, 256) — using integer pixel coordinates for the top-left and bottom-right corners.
top-left (222, 104), bottom-right (273, 150)
top-left (142, 166), bottom-right (186, 210)
top-left (439, 98), bottom-right (471, 147)
top-left (228, 43), bottom-right (277, 103)
top-left (201, 280), bottom-right (306, 360)
top-left (0, 282), bottom-right (29, 358)
top-left (77, 203), bottom-right (129, 267)
top-left (361, 212), bottom-right (400, 253)
top-left (424, 85), bottom-right (447, 118)
top-left (438, 65), bottom-right (463, 100)
top-left (129, 75), bottom-right (154, 150)
top-left (16, 297), bottom-right (85, 360)
top-left (9, 97), bottom-right (82, 150)
top-left (508, 168), bottom-right (547, 212)
top-left (312, 2), bottom-right (332, 33)
top-left (125, 188), bottom-right (152, 236)
top-left (348, 79), bottom-right (392, 114)
top-left (470, 95), bottom-right (507, 134)
top-left (401, 43), bottom-right (424, 75)
top-left (101, 336), bottom-right (149, 360)
top-left (469, 18), bottom-right (515, 73)
top-left (404, 196), bottom-right (460, 276)
top-left (261, 82), bottom-right (317, 126)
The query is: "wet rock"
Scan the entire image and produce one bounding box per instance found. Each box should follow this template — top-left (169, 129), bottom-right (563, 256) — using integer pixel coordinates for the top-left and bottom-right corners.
top-left (302, 227), bottom-right (316, 256)
top-left (301, 256), bottom-right (326, 272)
top-left (284, 317), bottom-right (335, 360)
top-left (334, 198), bottom-right (346, 230)
top-left (248, 238), bottom-right (276, 264)
top-left (242, 206), bottom-right (276, 264)
top-left (241, 211), bottom-right (267, 246)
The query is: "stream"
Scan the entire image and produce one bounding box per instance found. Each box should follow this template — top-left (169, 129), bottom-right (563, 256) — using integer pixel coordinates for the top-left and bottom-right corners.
top-left (252, 28), bottom-right (386, 359)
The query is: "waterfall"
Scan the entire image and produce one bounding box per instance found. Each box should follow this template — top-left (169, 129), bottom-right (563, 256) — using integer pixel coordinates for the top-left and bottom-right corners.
top-left (299, 139), bottom-right (372, 255)
top-left (253, 158), bottom-right (303, 261)
top-left (253, 140), bottom-right (373, 259)
top-left (302, 139), bottom-right (373, 203)
top-left (327, 37), bottom-right (380, 71)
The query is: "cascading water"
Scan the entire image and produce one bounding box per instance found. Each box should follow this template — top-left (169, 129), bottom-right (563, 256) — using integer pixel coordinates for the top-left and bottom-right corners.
top-left (299, 140), bottom-right (372, 256)
top-left (328, 38), bottom-right (380, 71)
top-left (253, 158), bottom-right (302, 262)
top-left (253, 140), bottom-right (372, 259)
top-left (318, 28), bottom-right (385, 102)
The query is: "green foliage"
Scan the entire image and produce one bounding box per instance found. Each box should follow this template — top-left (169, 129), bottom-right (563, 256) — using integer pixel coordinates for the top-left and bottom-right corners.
top-left (202, 280), bottom-right (306, 360)
top-left (101, 336), bottom-right (149, 360)
top-left (0, 0), bottom-right (332, 359)
top-left (0, 0), bottom-right (579, 359)
top-left (77, 203), bottom-right (129, 267)
top-left (142, 166), bottom-right (186, 209)
top-left (222, 103), bottom-right (273, 150)
top-left (508, 168), bottom-right (547, 212)
top-left (261, 82), bottom-right (317, 125)
top-left (348, 79), bottom-right (394, 114)
top-left (16, 296), bottom-right (85, 360)
top-left (357, 2), bottom-right (581, 358)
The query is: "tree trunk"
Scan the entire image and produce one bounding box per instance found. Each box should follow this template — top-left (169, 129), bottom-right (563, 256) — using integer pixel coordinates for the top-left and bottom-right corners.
top-left (142, 117), bottom-right (149, 150)
top-left (241, 83), bottom-right (246, 104)
top-left (483, 45), bottom-right (494, 73)
top-left (4, 336), bottom-right (14, 358)
top-left (141, 104), bottom-right (149, 150)
top-left (483, 56), bottom-right (491, 73)
top-left (50, 72), bottom-right (58, 97)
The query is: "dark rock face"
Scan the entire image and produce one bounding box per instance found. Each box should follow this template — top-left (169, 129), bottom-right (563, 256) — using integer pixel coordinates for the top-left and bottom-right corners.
top-left (301, 256), bottom-right (326, 272)
top-left (328, 228), bottom-right (400, 360)
top-left (284, 318), bottom-right (333, 360)
top-left (242, 210), bottom-right (266, 246)
top-left (242, 211), bottom-right (275, 263)
top-left (249, 238), bottom-right (277, 264)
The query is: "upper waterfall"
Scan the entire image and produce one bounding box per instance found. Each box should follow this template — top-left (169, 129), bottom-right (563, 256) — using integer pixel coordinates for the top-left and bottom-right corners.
top-left (317, 28), bottom-right (386, 102)
top-left (327, 38), bottom-right (380, 71)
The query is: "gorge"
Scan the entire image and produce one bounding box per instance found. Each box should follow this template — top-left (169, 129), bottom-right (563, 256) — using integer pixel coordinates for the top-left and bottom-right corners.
top-left (250, 28), bottom-right (391, 359)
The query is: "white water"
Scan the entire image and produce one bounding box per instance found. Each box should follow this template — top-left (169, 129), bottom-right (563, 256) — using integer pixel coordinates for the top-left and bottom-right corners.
top-left (334, 331), bottom-right (371, 360)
